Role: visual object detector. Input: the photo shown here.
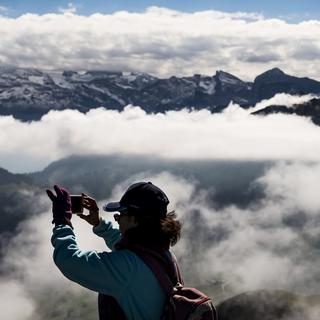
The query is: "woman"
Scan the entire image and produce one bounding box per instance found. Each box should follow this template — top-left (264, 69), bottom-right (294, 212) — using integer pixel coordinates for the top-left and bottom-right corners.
top-left (47, 182), bottom-right (182, 320)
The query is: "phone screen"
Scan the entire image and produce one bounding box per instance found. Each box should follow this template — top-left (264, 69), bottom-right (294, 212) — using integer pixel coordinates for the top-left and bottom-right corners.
top-left (71, 195), bottom-right (83, 214)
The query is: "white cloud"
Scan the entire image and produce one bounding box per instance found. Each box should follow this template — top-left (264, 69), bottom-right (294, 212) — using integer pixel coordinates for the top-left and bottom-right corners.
top-left (0, 280), bottom-right (35, 320)
top-left (58, 2), bottom-right (77, 15)
top-left (257, 162), bottom-right (320, 215)
top-left (250, 93), bottom-right (318, 112)
top-left (0, 95), bottom-right (319, 173)
top-left (171, 163), bottom-right (320, 296)
top-left (0, 7), bottom-right (319, 80)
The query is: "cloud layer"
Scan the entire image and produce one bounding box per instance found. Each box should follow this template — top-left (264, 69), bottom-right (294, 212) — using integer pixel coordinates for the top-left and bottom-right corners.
top-left (0, 94), bottom-right (319, 173)
top-left (0, 7), bottom-right (320, 80)
top-left (1, 165), bottom-right (320, 319)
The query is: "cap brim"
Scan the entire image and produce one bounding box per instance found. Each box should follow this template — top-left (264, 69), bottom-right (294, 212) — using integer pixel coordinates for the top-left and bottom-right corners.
top-left (103, 202), bottom-right (127, 212)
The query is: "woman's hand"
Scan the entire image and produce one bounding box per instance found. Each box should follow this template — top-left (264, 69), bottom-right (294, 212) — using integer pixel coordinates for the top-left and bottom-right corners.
top-left (78, 193), bottom-right (101, 227)
top-left (46, 185), bottom-right (73, 227)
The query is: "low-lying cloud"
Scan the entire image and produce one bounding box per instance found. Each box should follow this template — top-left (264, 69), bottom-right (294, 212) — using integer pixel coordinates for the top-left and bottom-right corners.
top-left (1, 7), bottom-right (320, 80)
top-left (0, 94), bottom-right (319, 173)
top-left (0, 90), bottom-right (319, 317)
top-left (250, 93), bottom-right (317, 112)
top-left (1, 164), bottom-right (320, 319)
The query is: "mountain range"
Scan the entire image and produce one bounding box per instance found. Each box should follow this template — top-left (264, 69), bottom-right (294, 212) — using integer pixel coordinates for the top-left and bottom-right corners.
top-left (1, 66), bottom-right (320, 121)
top-left (0, 154), bottom-right (269, 241)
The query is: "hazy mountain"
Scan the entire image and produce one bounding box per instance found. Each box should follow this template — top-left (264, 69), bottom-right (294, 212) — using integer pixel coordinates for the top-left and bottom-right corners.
top-left (31, 154), bottom-right (269, 208)
top-left (0, 167), bottom-right (31, 185)
top-left (0, 154), bottom-right (269, 238)
top-left (252, 97), bottom-right (320, 125)
top-left (1, 66), bottom-right (320, 121)
top-left (0, 168), bottom-right (45, 257)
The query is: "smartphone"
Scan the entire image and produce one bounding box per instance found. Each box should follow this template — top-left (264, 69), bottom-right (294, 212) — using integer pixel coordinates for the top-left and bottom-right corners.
top-left (71, 195), bottom-right (83, 214)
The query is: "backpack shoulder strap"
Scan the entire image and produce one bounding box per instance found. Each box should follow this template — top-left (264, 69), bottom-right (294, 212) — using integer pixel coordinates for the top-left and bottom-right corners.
top-left (127, 245), bottom-right (181, 296)
top-left (169, 251), bottom-right (184, 285)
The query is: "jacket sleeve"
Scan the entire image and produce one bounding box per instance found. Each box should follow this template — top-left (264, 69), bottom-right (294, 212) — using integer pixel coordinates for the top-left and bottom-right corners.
top-left (51, 224), bottom-right (133, 297)
top-left (92, 218), bottom-right (122, 251)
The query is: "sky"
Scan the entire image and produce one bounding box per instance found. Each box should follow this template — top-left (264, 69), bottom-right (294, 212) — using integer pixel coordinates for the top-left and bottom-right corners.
top-left (1, 0), bottom-right (320, 22)
top-left (0, 1), bottom-right (320, 80)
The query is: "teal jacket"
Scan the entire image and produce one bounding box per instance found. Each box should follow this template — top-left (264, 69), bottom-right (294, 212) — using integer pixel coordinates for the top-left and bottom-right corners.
top-left (51, 219), bottom-right (167, 319)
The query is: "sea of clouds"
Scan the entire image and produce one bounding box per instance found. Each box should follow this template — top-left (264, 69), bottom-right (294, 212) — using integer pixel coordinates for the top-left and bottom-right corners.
top-left (0, 93), bottom-right (320, 319)
top-left (0, 93), bottom-right (319, 173)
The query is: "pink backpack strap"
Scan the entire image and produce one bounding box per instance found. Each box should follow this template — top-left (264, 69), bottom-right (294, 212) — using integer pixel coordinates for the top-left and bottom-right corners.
top-left (170, 251), bottom-right (184, 285)
top-left (127, 245), bottom-right (181, 296)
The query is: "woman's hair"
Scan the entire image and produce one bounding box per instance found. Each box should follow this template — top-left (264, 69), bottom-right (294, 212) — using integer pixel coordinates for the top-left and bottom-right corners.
top-left (124, 210), bottom-right (182, 249)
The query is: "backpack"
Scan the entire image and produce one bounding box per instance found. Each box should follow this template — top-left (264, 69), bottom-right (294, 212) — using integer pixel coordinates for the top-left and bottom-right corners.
top-left (98, 245), bottom-right (218, 320)
top-left (130, 245), bottom-right (218, 320)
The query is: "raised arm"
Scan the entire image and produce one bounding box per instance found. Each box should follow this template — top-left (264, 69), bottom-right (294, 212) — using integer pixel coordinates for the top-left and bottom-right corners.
top-left (51, 224), bottom-right (133, 297)
top-left (79, 193), bottom-right (122, 251)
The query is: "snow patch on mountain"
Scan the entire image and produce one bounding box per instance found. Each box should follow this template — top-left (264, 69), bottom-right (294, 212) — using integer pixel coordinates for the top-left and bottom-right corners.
top-left (199, 79), bottom-right (216, 95)
top-left (217, 71), bottom-right (242, 86)
top-left (0, 85), bottom-right (36, 100)
top-left (46, 71), bottom-right (74, 89)
top-left (121, 72), bottom-right (139, 82)
top-left (28, 76), bottom-right (46, 86)
top-left (103, 88), bottom-right (126, 105)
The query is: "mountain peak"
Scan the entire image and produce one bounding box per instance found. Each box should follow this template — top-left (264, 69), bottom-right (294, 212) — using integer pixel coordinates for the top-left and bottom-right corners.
top-left (257, 67), bottom-right (286, 78)
top-left (215, 70), bottom-right (244, 86)
top-left (264, 67), bottom-right (285, 75)
top-left (254, 68), bottom-right (287, 84)
top-left (215, 70), bottom-right (234, 77)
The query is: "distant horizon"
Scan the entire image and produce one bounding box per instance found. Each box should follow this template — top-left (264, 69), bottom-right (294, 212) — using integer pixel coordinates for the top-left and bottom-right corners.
top-left (0, 65), bottom-right (311, 82)
top-left (1, 1), bottom-right (320, 22)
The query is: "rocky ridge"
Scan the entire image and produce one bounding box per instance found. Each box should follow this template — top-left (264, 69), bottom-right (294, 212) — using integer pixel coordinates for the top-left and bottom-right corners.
top-left (1, 66), bottom-right (320, 121)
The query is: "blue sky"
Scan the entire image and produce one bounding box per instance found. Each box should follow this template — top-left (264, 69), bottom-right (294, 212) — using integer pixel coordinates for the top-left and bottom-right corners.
top-left (1, 0), bottom-right (320, 21)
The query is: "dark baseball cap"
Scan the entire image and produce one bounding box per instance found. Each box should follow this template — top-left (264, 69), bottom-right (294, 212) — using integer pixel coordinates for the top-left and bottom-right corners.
top-left (103, 182), bottom-right (169, 219)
